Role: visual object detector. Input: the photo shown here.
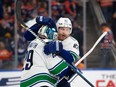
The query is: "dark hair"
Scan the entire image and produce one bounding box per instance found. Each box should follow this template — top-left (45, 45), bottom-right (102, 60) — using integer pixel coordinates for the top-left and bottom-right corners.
top-left (100, 23), bottom-right (110, 28)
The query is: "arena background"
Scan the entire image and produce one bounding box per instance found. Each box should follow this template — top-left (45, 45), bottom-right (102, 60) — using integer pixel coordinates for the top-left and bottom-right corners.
top-left (0, 0), bottom-right (116, 86)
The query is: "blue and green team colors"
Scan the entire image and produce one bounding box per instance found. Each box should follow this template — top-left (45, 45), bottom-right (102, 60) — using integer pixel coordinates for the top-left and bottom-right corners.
top-left (20, 73), bottom-right (58, 87)
top-left (70, 51), bottom-right (79, 62)
top-left (49, 60), bottom-right (68, 76)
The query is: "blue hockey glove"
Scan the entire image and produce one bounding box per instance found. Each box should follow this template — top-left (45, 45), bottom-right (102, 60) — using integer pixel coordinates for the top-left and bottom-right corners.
top-left (44, 41), bottom-right (63, 55)
top-left (44, 41), bottom-right (77, 64)
top-left (36, 16), bottom-right (56, 29)
top-left (24, 16), bottom-right (57, 41)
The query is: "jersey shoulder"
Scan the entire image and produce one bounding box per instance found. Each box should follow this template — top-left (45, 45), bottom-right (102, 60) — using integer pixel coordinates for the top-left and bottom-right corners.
top-left (70, 36), bottom-right (79, 45)
top-left (28, 39), bottom-right (43, 49)
top-left (69, 36), bottom-right (79, 50)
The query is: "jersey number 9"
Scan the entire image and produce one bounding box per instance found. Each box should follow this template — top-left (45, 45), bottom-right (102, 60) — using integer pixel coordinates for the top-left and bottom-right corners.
top-left (24, 50), bottom-right (34, 70)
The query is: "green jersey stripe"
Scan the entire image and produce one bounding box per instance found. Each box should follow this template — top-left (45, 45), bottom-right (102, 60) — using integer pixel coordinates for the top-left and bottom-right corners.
top-left (70, 51), bottom-right (79, 62)
top-left (20, 73), bottom-right (57, 87)
top-left (49, 61), bottom-right (68, 75)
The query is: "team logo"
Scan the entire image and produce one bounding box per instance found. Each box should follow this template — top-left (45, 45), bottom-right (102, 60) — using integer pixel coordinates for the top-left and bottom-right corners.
top-left (73, 44), bottom-right (78, 49)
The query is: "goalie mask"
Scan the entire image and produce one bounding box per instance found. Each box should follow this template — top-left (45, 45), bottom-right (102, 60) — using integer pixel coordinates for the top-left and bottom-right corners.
top-left (38, 26), bottom-right (58, 40)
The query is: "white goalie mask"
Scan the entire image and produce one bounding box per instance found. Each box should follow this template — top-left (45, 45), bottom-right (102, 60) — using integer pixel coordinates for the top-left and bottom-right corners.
top-left (56, 17), bottom-right (72, 34)
top-left (38, 26), bottom-right (58, 40)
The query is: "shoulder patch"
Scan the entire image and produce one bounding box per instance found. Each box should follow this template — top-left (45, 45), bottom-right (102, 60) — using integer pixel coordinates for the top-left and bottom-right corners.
top-left (73, 43), bottom-right (79, 49)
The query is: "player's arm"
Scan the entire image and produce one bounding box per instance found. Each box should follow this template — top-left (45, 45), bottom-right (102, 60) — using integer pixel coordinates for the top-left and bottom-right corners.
top-left (44, 41), bottom-right (79, 64)
top-left (59, 49), bottom-right (79, 64)
top-left (23, 16), bottom-right (56, 41)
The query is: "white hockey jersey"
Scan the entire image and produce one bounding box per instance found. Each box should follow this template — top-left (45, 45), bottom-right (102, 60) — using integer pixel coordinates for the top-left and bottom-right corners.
top-left (20, 39), bottom-right (69, 87)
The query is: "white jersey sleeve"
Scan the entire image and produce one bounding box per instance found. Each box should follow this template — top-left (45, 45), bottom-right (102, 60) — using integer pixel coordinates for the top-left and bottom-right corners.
top-left (62, 36), bottom-right (80, 62)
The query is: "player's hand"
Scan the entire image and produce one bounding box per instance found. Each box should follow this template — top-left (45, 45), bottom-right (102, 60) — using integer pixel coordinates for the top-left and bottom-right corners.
top-left (44, 41), bottom-right (63, 55)
top-left (36, 16), bottom-right (56, 29)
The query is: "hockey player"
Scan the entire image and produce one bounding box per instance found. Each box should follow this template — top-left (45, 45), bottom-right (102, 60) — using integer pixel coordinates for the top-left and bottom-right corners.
top-left (23, 16), bottom-right (80, 87)
top-left (44, 17), bottom-right (80, 87)
top-left (21, 16), bottom-right (79, 87)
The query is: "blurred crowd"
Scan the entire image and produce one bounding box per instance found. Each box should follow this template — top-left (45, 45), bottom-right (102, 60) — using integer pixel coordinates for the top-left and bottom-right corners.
top-left (97, 0), bottom-right (116, 45)
top-left (0, 0), bottom-right (83, 69)
top-left (97, 0), bottom-right (116, 68)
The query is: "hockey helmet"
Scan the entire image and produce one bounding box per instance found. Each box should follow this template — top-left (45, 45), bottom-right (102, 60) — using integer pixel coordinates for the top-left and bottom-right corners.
top-left (56, 17), bottom-right (72, 34)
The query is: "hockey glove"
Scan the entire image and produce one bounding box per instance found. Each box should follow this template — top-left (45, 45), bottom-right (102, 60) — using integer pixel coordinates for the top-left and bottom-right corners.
top-left (36, 16), bottom-right (56, 29)
top-left (44, 42), bottom-right (77, 64)
top-left (24, 16), bottom-right (57, 41)
top-left (44, 41), bottom-right (63, 55)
